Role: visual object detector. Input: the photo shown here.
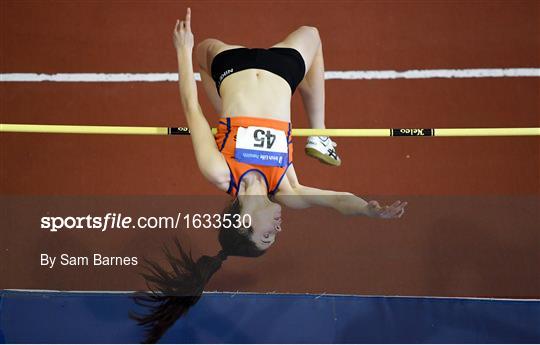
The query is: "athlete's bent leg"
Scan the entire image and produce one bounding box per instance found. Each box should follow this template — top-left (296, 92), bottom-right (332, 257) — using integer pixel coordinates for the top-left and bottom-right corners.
top-left (195, 38), bottom-right (225, 114)
top-left (272, 26), bottom-right (341, 166)
top-left (196, 38), bottom-right (246, 116)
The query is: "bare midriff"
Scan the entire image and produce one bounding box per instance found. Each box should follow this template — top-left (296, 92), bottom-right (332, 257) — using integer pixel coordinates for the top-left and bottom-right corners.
top-left (219, 69), bottom-right (293, 122)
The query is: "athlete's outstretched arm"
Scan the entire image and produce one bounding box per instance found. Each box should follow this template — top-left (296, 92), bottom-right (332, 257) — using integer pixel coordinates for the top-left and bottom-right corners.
top-left (173, 9), bottom-right (229, 188)
top-left (275, 165), bottom-right (407, 218)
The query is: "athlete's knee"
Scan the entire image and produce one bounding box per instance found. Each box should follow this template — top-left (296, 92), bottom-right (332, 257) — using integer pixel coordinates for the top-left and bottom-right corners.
top-left (195, 39), bottom-right (212, 53)
top-left (195, 39), bottom-right (213, 69)
top-left (299, 25), bottom-right (320, 39)
top-left (295, 26), bottom-right (320, 48)
top-left (197, 38), bottom-right (215, 48)
top-left (299, 25), bottom-right (319, 33)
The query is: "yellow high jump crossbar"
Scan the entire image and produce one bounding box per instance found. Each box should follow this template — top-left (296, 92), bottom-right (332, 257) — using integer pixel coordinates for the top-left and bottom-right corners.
top-left (1, 123), bottom-right (539, 137)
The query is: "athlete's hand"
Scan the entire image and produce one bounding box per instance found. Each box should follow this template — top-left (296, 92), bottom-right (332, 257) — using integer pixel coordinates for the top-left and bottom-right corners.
top-left (173, 8), bottom-right (194, 52)
top-left (365, 200), bottom-right (407, 219)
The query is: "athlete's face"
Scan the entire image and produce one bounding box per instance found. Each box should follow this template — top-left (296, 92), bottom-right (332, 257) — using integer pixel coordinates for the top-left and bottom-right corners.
top-left (248, 201), bottom-right (282, 250)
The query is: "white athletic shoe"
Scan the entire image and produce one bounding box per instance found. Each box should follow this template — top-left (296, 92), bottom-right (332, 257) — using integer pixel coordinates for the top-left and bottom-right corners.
top-left (305, 136), bottom-right (341, 166)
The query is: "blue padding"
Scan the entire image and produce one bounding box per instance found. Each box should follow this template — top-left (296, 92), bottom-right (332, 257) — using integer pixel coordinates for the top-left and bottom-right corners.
top-left (1, 291), bottom-right (539, 343)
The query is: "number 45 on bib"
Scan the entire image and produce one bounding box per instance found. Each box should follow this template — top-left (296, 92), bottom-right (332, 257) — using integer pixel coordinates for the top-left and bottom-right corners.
top-left (235, 126), bottom-right (289, 167)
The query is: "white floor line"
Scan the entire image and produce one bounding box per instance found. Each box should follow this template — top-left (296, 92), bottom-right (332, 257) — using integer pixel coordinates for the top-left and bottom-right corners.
top-left (1, 68), bottom-right (539, 82)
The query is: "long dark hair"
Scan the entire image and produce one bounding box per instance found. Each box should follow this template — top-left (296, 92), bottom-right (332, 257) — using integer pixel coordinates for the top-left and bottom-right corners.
top-left (131, 198), bottom-right (265, 343)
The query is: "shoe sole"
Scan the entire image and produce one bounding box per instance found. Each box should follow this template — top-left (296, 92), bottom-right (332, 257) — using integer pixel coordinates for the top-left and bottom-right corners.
top-left (305, 147), bottom-right (341, 166)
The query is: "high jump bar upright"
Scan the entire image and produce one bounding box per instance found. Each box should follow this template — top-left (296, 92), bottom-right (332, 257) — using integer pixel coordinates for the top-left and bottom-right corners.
top-left (1, 124), bottom-right (539, 137)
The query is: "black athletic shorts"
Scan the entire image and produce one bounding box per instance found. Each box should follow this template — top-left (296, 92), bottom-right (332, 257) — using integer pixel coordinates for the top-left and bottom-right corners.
top-left (210, 47), bottom-right (306, 96)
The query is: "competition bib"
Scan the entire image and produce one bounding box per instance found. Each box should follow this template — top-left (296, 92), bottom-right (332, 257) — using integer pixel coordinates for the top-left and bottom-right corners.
top-left (235, 126), bottom-right (288, 167)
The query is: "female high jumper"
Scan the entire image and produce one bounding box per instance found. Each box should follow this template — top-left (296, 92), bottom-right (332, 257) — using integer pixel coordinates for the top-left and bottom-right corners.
top-left (132, 8), bottom-right (407, 342)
